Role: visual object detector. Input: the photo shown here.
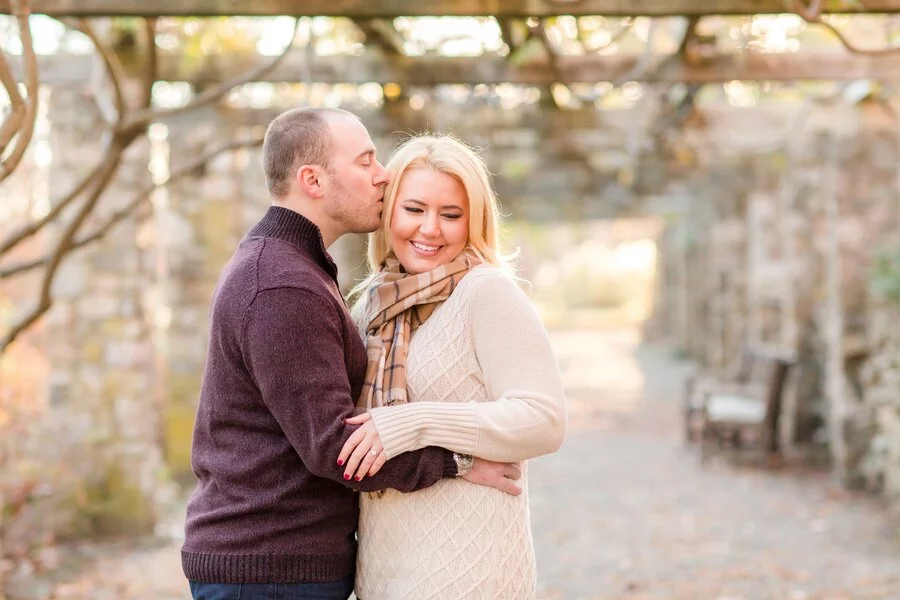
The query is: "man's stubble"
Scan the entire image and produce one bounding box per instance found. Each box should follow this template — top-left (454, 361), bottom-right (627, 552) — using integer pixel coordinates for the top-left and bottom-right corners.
top-left (325, 174), bottom-right (383, 236)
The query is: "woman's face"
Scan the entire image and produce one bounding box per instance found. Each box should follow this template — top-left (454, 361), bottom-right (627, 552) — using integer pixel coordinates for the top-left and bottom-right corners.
top-left (389, 167), bottom-right (470, 274)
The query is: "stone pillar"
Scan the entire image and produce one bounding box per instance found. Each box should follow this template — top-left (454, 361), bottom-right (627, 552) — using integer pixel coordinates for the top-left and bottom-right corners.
top-left (821, 133), bottom-right (849, 481)
top-left (847, 96), bottom-right (900, 492)
top-left (790, 95), bottom-right (900, 481)
top-left (155, 116), bottom-right (254, 481)
top-left (707, 217), bottom-right (746, 369)
top-left (44, 87), bottom-right (161, 536)
top-left (859, 304), bottom-right (900, 496)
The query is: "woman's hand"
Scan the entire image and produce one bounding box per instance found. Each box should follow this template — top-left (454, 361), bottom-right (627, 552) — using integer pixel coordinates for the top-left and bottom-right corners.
top-left (338, 413), bottom-right (388, 482)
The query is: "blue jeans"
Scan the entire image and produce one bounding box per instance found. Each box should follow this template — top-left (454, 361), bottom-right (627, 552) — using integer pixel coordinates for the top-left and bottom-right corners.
top-left (189, 575), bottom-right (354, 600)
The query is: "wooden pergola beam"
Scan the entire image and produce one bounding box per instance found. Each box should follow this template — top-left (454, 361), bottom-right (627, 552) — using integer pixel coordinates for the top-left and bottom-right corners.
top-left (354, 19), bottom-right (407, 55)
top-left (25, 51), bottom-right (900, 85)
top-left (4, 0), bottom-right (900, 17)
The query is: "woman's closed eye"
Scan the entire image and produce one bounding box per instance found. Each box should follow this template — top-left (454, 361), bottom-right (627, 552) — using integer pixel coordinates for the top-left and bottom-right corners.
top-left (401, 204), bottom-right (463, 220)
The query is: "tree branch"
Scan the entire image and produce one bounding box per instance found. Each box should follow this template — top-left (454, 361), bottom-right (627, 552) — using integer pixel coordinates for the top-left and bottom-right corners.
top-left (0, 49), bottom-right (26, 157)
top-left (120, 18), bottom-right (300, 133)
top-left (1, 18), bottom-right (298, 266)
top-left (530, 19), bottom-right (566, 108)
top-left (0, 138), bottom-right (118, 256)
top-left (62, 17), bottom-right (127, 121)
top-left (1, 17), bottom-right (157, 257)
top-left (0, 142), bottom-right (125, 353)
top-left (499, 18), bottom-right (518, 52)
top-left (140, 17), bottom-right (158, 109)
top-left (676, 16), bottom-right (701, 57)
top-left (353, 18), bottom-right (405, 55)
top-left (653, 82), bottom-right (703, 135)
top-left (533, 20), bottom-right (561, 84)
top-left (0, 137), bottom-right (263, 280)
top-left (1, 19), bottom-right (305, 350)
top-left (790, 0), bottom-right (900, 55)
top-left (533, 19), bottom-right (558, 62)
top-left (598, 16), bottom-right (697, 94)
top-left (0, 0), bottom-right (38, 185)
top-left (789, 0), bottom-right (822, 21)
top-left (610, 18), bottom-right (661, 87)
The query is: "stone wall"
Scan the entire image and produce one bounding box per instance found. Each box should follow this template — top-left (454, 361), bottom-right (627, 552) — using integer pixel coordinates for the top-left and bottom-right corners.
top-left (652, 94), bottom-right (900, 495)
top-left (860, 303), bottom-right (900, 495)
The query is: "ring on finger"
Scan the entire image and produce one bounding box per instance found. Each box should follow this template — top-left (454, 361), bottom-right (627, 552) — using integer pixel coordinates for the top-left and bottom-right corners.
top-left (369, 449), bottom-right (378, 456)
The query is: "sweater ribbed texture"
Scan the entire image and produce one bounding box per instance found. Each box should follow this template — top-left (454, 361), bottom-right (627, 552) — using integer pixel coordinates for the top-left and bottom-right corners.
top-left (181, 551), bottom-right (354, 584)
top-left (356, 266), bottom-right (568, 600)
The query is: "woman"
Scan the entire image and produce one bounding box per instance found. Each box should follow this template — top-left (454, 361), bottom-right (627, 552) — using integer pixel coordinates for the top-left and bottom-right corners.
top-left (340, 135), bottom-right (567, 600)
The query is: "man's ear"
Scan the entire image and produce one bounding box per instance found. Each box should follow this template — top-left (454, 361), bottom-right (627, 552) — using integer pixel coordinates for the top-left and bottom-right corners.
top-left (297, 165), bottom-right (325, 198)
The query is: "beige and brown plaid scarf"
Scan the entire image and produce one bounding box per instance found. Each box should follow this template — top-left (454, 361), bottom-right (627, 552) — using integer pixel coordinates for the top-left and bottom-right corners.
top-left (357, 251), bottom-right (480, 412)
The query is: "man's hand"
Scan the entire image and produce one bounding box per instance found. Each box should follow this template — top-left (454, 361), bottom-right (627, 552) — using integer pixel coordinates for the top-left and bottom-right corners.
top-left (462, 458), bottom-right (523, 496)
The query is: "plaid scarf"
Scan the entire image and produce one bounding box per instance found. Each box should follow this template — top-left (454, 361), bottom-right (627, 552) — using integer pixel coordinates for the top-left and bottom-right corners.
top-left (357, 251), bottom-right (480, 412)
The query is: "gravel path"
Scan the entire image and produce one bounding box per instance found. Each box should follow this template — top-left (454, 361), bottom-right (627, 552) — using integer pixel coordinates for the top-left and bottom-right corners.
top-left (532, 329), bottom-right (900, 600)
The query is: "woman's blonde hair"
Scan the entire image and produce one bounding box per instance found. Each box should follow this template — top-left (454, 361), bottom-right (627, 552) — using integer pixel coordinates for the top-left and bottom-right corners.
top-left (366, 134), bottom-right (509, 272)
top-left (349, 134), bottom-right (515, 322)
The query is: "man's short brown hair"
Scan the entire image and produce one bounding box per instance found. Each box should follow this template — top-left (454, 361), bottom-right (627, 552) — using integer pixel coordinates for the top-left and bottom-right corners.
top-left (262, 107), bottom-right (356, 197)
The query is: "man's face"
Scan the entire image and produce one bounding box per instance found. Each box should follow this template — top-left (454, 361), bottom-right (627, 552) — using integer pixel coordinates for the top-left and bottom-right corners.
top-left (320, 116), bottom-right (389, 235)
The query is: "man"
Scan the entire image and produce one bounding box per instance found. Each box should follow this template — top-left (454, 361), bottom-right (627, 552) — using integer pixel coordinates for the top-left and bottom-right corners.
top-left (182, 107), bottom-right (521, 600)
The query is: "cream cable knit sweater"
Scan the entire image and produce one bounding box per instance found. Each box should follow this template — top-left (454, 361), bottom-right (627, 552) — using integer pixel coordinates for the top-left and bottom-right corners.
top-left (355, 265), bottom-right (567, 600)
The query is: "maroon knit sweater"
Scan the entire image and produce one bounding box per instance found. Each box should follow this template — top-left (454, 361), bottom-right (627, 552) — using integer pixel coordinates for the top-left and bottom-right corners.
top-left (182, 206), bottom-right (455, 583)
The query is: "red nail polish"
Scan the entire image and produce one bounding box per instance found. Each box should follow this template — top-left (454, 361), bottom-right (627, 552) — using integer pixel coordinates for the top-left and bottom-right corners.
top-left (343, 474), bottom-right (350, 480)
top-left (355, 475), bottom-right (361, 481)
top-left (337, 460), bottom-right (344, 466)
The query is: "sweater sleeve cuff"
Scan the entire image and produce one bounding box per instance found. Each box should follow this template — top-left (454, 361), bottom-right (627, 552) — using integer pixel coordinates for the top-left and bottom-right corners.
top-left (370, 403), bottom-right (479, 459)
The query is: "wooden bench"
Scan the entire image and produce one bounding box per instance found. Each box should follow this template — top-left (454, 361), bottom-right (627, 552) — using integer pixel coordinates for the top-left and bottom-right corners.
top-left (696, 349), bottom-right (794, 464)
top-left (683, 344), bottom-right (757, 444)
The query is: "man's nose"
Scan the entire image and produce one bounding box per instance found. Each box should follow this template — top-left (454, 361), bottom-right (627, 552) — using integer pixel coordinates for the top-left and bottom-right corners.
top-left (373, 161), bottom-right (388, 186)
